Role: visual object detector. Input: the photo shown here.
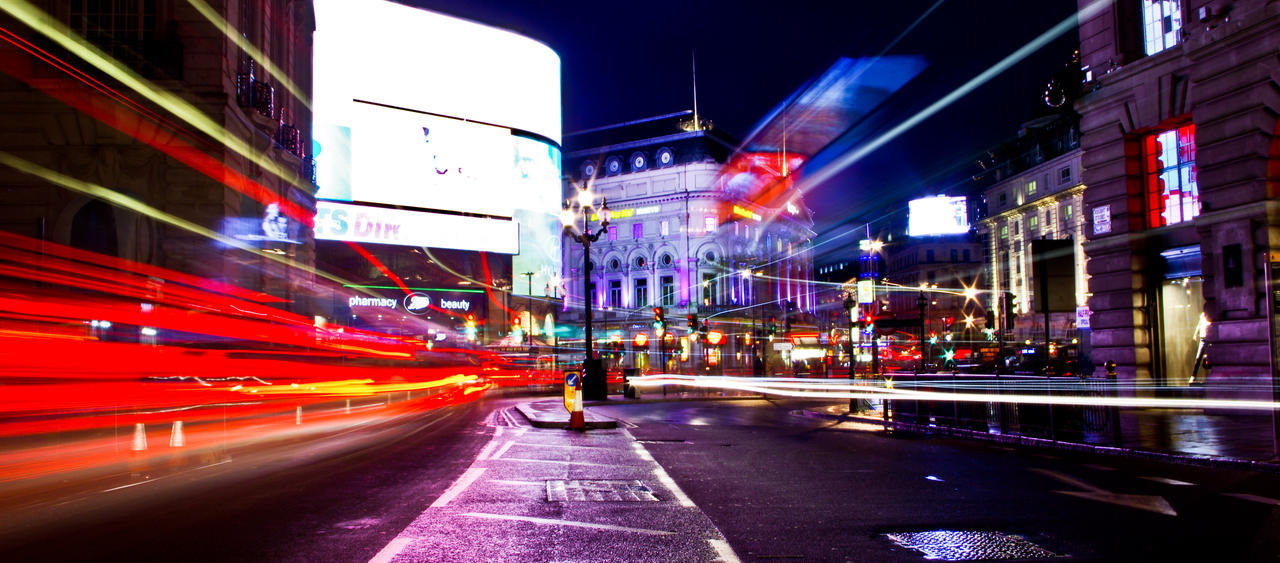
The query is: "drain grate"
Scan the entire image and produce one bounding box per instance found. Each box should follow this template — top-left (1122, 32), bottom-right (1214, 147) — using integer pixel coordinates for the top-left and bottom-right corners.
top-left (882, 530), bottom-right (1060, 560)
top-left (546, 480), bottom-right (657, 502)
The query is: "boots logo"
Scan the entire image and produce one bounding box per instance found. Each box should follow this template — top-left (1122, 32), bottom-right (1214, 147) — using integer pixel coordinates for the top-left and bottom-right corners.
top-left (403, 292), bottom-right (432, 314)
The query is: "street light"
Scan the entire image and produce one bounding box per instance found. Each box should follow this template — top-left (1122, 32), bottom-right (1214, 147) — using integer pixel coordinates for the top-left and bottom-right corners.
top-left (562, 190), bottom-right (611, 400)
top-left (916, 290), bottom-right (928, 372)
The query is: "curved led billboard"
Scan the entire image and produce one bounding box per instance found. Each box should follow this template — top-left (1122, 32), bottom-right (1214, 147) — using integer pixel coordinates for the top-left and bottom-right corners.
top-left (312, 0), bottom-right (563, 295)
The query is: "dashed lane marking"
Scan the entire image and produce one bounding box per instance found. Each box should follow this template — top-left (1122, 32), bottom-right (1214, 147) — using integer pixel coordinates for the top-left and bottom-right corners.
top-left (1225, 493), bottom-right (1280, 506)
top-left (494, 457), bottom-right (638, 467)
top-left (459, 512), bottom-right (675, 535)
top-left (367, 537), bottom-right (412, 563)
top-left (429, 467), bottom-right (486, 508)
top-left (709, 539), bottom-right (742, 563)
top-left (1140, 476), bottom-right (1195, 486)
top-left (629, 430), bottom-right (695, 507)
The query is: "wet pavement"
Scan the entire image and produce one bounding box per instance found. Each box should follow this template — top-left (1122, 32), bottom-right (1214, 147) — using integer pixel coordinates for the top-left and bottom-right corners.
top-left (370, 405), bottom-right (738, 562)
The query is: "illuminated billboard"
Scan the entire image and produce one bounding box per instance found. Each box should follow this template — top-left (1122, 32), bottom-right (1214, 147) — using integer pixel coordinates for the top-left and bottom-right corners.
top-left (908, 196), bottom-right (969, 237)
top-left (312, 0), bottom-right (563, 295)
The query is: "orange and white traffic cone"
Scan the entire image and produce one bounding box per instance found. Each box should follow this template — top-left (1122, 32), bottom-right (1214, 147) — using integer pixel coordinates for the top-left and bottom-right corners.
top-left (131, 423), bottom-right (148, 451)
top-left (568, 383), bottom-right (586, 431)
top-left (169, 421), bottom-right (185, 448)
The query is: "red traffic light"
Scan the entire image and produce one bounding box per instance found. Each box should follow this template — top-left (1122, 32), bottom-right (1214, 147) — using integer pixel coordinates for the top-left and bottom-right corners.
top-left (633, 333), bottom-right (649, 347)
top-left (512, 317), bottom-right (521, 326)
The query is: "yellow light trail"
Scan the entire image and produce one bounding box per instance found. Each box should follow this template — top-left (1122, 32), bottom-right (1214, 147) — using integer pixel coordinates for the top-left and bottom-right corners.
top-left (0, 0), bottom-right (313, 194)
top-left (184, 0), bottom-right (311, 111)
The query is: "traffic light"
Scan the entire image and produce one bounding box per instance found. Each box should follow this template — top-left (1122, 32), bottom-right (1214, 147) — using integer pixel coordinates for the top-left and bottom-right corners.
top-left (984, 310), bottom-right (995, 330)
top-left (1003, 292), bottom-right (1018, 330)
top-left (768, 316), bottom-right (777, 336)
top-left (687, 313), bottom-right (700, 333)
top-left (943, 316), bottom-right (954, 332)
top-left (653, 307), bottom-right (665, 330)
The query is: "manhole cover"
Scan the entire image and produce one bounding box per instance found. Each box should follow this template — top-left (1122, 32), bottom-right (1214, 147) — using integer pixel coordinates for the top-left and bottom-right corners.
top-left (882, 530), bottom-right (1060, 560)
top-left (546, 480), bottom-right (657, 502)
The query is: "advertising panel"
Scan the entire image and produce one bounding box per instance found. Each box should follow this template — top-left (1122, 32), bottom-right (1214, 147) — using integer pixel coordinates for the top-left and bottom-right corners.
top-left (314, 201), bottom-right (519, 253)
top-left (313, 0), bottom-right (563, 293)
top-left (908, 196), bottom-right (969, 237)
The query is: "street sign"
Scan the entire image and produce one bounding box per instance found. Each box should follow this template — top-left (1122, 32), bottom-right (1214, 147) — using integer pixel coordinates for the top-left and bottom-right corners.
top-left (563, 370), bottom-right (581, 412)
top-left (773, 342), bottom-right (793, 351)
top-left (1076, 306), bottom-right (1092, 329)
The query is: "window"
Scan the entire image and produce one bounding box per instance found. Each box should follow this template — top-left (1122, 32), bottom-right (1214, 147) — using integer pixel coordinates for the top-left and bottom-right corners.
top-left (634, 278), bottom-right (648, 308)
top-left (703, 216), bottom-right (717, 233)
top-left (660, 254), bottom-right (673, 267)
top-left (1144, 124), bottom-right (1200, 227)
top-left (1059, 167), bottom-right (1071, 185)
top-left (999, 192), bottom-right (1008, 206)
top-left (702, 273), bottom-right (717, 305)
top-left (950, 249), bottom-right (959, 262)
top-left (1142, 0), bottom-right (1183, 56)
top-left (963, 249), bottom-right (971, 262)
top-left (607, 280), bottom-right (622, 308)
top-left (1027, 180), bottom-right (1037, 196)
top-left (660, 220), bottom-right (669, 237)
top-left (633, 223), bottom-right (643, 239)
top-left (1030, 215), bottom-right (1039, 230)
top-left (1000, 225), bottom-right (1008, 239)
top-left (660, 276), bottom-right (675, 306)
top-left (608, 225), bottom-right (618, 241)
top-left (1064, 204), bottom-right (1073, 222)
top-left (926, 249), bottom-right (935, 263)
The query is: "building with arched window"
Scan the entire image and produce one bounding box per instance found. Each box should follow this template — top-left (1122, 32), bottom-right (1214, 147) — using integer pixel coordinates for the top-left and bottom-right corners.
top-left (559, 111), bottom-right (816, 374)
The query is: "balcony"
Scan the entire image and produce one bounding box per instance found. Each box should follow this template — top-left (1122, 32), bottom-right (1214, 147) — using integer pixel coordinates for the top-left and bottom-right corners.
top-left (277, 124), bottom-right (303, 158)
top-left (235, 63), bottom-right (274, 120)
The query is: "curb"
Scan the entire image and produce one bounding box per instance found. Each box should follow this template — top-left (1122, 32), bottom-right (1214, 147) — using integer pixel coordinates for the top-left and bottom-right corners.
top-left (799, 408), bottom-right (1280, 474)
top-left (513, 403), bottom-right (618, 429)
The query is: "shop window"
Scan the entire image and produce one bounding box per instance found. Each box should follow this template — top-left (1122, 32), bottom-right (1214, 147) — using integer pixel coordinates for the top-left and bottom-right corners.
top-left (1144, 124), bottom-right (1200, 227)
top-left (1142, 0), bottom-right (1182, 56)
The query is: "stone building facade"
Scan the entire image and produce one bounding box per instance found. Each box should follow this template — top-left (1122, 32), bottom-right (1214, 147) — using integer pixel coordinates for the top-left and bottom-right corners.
top-left (561, 112), bottom-right (817, 373)
top-left (0, 0), bottom-right (317, 307)
top-left (1075, 0), bottom-right (1280, 396)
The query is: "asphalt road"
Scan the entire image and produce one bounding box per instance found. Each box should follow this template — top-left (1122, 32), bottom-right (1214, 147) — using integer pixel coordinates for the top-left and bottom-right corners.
top-left (7, 394), bottom-right (1280, 561)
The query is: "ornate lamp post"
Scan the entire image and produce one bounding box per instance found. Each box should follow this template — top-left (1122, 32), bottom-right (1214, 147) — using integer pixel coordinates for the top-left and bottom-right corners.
top-left (561, 190), bottom-right (611, 400)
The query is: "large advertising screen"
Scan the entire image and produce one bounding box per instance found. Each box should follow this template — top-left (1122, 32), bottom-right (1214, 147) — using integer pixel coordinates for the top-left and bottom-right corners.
top-left (908, 196), bottom-right (969, 237)
top-left (313, 0), bottom-right (563, 296)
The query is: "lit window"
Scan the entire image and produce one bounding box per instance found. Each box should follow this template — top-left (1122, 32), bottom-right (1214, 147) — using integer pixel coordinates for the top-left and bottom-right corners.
top-left (1000, 225), bottom-right (1008, 239)
top-left (660, 220), bottom-right (669, 237)
top-left (1064, 204), bottom-right (1073, 221)
top-left (704, 216), bottom-right (717, 233)
top-left (1030, 215), bottom-right (1039, 229)
top-left (1142, 0), bottom-right (1182, 56)
top-left (1144, 124), bottom-right (1199, 227)
top-left (633, 223), bottom-right (643, 239)
top-left (1027, 180), bottom-right (1037, 195)
top-left (608, 225), bottom-right (618, 241)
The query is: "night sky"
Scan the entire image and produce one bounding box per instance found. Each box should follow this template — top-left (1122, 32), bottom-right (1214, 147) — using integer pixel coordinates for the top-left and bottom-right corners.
top-left (406, 0), bottom-right (1081, 258)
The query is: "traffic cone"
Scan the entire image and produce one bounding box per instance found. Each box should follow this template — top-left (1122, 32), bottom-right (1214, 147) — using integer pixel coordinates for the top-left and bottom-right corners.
top-left (296, 405), bottom-right (302, 425)
top-left (131, 423), bottom-right (148, 451)
top-left (568, 384), bottom-right (586, 431)
top-left (169, 421), bottom-right (185, 448)
top-left (345, 399), bottom-right (351, 415)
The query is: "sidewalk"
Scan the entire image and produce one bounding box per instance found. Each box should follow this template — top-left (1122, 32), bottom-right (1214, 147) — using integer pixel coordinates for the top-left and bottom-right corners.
top-left (803, 402), bottom-right (1280, 473)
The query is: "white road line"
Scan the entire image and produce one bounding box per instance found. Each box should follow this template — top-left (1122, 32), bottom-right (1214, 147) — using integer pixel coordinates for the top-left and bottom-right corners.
top-left (459, 512), bottom-right (675, 535)
top-left (367, 537), bottom-right (412, 563)
top-left (1140, 476), bottom-right (1195, 486)
top-left (429, 467), bottom-right (486, 508)
top-left (475, 440), bottom-right (499, 461)
top-left (1225, 493), bottom-right (1280, 506)
top-left (101, 459), bottom-right (232, 493)
top-left (489, 479), bottom-right (544, 486)
top-left (507, 442), bottom-right (624, 450)
top-left (628, 431), bottom-right (695, 508)
top-left (491, 440), bottom-right (517, 460)
top-left (709, 539), bottom-right (741, 563)
top-left (494, 457), bottom-right (636, 467)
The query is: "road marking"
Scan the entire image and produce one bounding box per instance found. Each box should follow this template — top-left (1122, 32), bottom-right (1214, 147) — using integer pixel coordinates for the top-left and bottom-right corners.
top-left (491, 440), bottom-right (517, 460)
top-left (709, 539), bottom-right (741, 563)
top-left (101, 459), bottom-right (232, 492)
top-left (367, 537), bottom-right (412, 563)
top-left (429, 467), bottom-right (486, 508)
top-left (1031, 468), bottom-right (1177, 516)
top-left (459, 512), bottom-right (675, 535)
top-left (629, 431), bottom-right (695, 507)
top-left (475, 440), bottom-right (498, 461)
top-left (508, 442), bottom-right (623, 450)
top-left (1225, 493), bottom-right (1280, 506)
top-left (490, 479), bottom-right (544, 486)
top-left (1140, 476), bottom-right (1195, 486)
top-left (495, 457), bottom-right (637, 467)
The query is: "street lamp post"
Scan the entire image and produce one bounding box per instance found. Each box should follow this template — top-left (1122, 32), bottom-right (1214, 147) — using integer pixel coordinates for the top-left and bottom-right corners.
top-left (561, 191), bottom-right (611, 401)
top-left (843, 292), bottom-right (856, 379)
top-left (522, 271), bottom-right (534, 357)
top-left (916, 291), bottom-right (928, 373)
